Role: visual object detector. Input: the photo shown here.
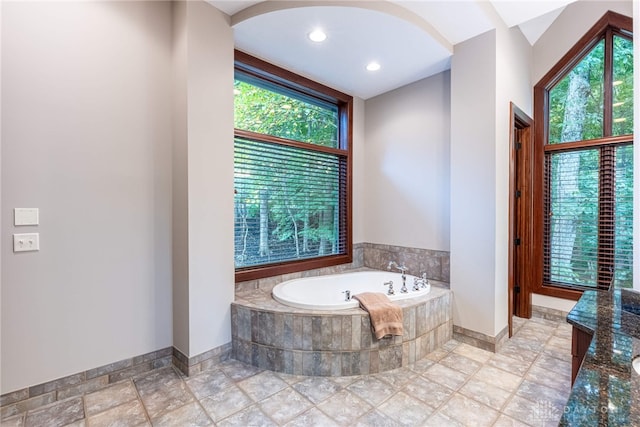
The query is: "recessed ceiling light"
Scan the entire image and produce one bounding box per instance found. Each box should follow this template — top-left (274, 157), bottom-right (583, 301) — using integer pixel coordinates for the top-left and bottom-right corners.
top-left (308, 29), bottom-right (327, 43)
top-left (366, 62), bottom-right (381, 72)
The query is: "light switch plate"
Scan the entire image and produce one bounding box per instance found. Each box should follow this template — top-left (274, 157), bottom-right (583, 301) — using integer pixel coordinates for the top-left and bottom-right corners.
top-left (14, 208), bottom-right (39, 226)
top-left (13, 233), bottom-right (39, 252)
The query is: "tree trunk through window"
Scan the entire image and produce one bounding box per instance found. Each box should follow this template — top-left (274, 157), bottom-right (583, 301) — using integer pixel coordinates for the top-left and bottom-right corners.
top-left (533, 11), bottom-right (633, 298)
top-left (551, 64), bottom-right (591, 283)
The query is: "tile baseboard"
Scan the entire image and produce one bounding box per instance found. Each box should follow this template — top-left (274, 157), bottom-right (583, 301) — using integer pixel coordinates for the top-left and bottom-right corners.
top-left (453, 324), bottom-right (509, 353)
top-left (172, 343), bottom-right (232, 377)
top-left (532, 305), bottom-right (569, 322)
top-left (1, 342), bottom-right (234, 420)
top-left (1, 347), bottom-right (173, 420)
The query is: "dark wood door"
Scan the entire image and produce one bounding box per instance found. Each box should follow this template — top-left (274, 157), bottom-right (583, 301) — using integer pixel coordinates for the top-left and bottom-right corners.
top-left (509, 103), bottom-right (533, 337)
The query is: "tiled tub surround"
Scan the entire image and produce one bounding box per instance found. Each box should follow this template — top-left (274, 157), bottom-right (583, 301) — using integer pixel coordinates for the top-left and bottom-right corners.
top-left (235, 242), bottom-right (451, 293)
top-left (232, 286), bottom-right (452, 376)
top-left (362, 243), bottom-right (450, 284)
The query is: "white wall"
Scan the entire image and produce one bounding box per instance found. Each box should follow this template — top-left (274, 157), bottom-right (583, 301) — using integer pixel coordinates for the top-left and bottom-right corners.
top-left (450, 31), bottom-right (498, 337)
top-left (451, 15), bottom-right (533, 337)
top-left (171, 0), bottom-right (234, 358)
top-left (532, 294), bottom-right (576, 313)
top-left (1, 1), bottom-right (174, 392)
top-left (533, 1), bottom-right (633, 84)
top-left (352, 97), bottom-right (366, 244)
top-left (494, 25), bottom-right (532, 334)
top-left (364, 72), bottom-right (451, 251)
top-left (184, 1), bottom-right (235, 357)
top-left (172, 0), bottom-right (190, 357)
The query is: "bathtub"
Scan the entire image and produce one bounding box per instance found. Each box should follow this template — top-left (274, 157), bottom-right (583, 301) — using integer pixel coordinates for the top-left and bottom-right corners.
top-left (233, 272), bottom-right (451, 375)
top-left (272, 270), bottom-right (431, 310)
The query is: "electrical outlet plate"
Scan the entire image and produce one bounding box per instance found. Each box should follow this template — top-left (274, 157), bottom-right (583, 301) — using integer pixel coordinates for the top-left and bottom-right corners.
top-left (13, 233), bottom-right (39, 252)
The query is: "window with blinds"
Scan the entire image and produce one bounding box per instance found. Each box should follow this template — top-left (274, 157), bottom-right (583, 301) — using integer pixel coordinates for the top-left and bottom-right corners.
top-left (544, 144), bottom-right (633, 289)
top-left (233, 52), bottom-right (352, 281)
top-left (536, 12), bottom-right (633, 293)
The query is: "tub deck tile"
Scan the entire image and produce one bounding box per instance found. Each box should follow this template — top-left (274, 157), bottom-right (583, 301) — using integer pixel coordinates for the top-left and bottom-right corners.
top-left (301, 318), bottom-right (312, 351)
top-left (231, 285), bottom-right (452, 376)
top-left (351, 316), bottom-right (362, 351)
top-left (341, 316), bottom-right (352, 351)
top-left (331, 317), bottom-right (341, 351)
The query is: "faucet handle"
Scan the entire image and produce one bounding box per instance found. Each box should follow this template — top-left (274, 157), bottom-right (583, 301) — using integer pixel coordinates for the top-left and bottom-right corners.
top-left (383, 281), bottom-right (395, 295)
top-left (413, 273), bottom-right (430, 290)
top-left (342, 290), bottom-right (351, 301)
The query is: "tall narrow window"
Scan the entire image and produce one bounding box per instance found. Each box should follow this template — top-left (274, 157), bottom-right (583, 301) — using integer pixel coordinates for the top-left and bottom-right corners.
top-left (534, 12), bottom-right (633, 297)
top-left (234, 51), bottom-right (352, 282)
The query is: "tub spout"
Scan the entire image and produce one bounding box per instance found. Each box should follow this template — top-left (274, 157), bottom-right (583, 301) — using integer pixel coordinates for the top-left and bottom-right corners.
top-left (387, 261), bottom-right (407, 275)
top-left (388, 261), bottom-right (408, 293)
top-left (342, 290), bottom-right (351, 301)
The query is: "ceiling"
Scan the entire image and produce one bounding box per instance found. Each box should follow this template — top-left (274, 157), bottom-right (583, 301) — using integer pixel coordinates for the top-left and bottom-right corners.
top-left (209, 0), bottom-right (577, 99)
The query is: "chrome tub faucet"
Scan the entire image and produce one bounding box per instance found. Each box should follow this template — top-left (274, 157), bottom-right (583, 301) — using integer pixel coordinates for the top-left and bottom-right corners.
top-left (388, 261), bottom-right (408, 293)
top-left (413, 273), bottom-right (429, 291)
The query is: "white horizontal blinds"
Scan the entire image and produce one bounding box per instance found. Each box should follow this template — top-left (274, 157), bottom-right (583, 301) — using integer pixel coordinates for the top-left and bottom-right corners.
top-left (544, 149), bottom-right (600, 288)
top-left (544, 144), bottom-right (634, 290)
top-left (613, 144), bottom-right (633, 288)
top-left (234, 137), bottom-right (347, 268)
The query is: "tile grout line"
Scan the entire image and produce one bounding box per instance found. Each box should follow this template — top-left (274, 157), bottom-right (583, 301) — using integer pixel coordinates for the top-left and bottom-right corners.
top-left (178, 368), bottom-right (217, 426)
top-left (212, 367), bottom-right (260, 424)
top-left (425, 321), bottom-right (567, 426)
top-left (6, 317), bottom-right (573, 427)
top-left (493, 321), bottom-right (570, 426)
top-left (426, 342), bottom-right (500, 425)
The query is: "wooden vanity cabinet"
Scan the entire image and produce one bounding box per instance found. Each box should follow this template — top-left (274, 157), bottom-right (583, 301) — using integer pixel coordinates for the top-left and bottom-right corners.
top-left (571, 326), bottom-right (593, 385)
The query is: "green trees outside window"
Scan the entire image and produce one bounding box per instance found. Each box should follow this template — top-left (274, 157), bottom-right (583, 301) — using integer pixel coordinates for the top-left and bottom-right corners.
top-left (541, 16), bottom-right (633, 291)
top-left (234, 75), bottom-right (339, 148)
top-left (548, 39), bottom-right (605, 144)
top-left (233, 53), bottom-right (352, 279)
top-left (612, 36), bottom-right (634, 136)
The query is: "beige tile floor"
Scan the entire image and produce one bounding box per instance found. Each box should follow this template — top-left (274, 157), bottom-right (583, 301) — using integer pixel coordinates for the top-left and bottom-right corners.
top-left (3, 316), bottom-right (573, 427)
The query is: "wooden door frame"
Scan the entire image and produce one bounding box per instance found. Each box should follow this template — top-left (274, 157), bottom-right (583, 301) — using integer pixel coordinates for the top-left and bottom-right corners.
top-left (508, 102), bottom-right (534, 337)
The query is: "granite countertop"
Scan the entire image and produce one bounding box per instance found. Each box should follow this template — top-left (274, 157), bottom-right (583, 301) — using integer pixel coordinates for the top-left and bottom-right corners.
top-left (561, 289), bottom-right (640, 426)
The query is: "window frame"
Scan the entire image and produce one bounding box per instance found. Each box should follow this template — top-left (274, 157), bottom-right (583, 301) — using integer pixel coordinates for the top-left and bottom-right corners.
top-left (532, 11), bottom-right (633, 300)
top-left (234, 50), bottom-right (353, 283)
